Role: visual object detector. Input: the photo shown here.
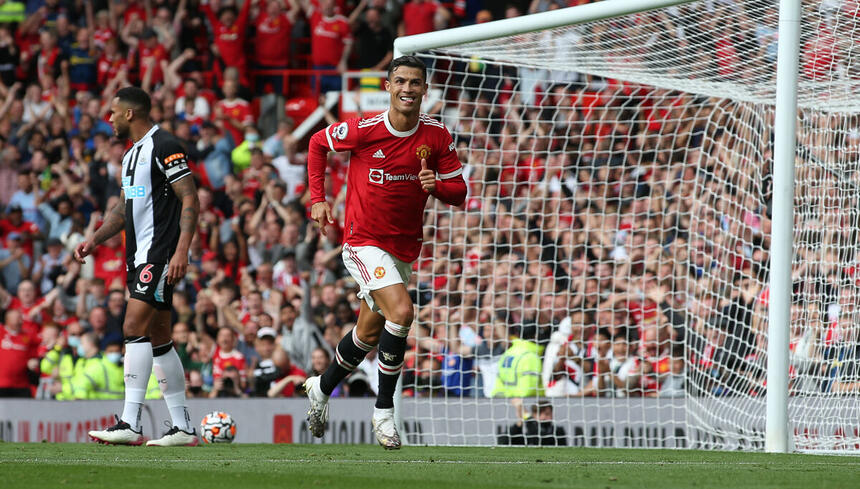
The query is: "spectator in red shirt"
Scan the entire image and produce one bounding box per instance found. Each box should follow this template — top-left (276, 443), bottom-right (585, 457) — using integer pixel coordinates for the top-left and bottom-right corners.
top-left (214, 78), bottom-right (254, 146)
top-left (32, 28), bottom-right (63, 89)
top-left (1, 205), bottom-right (41, 259)
top-left (6, 280), bottom-right (49, 334)
top-left (0, 309), bottom-right (39, 397)
top-left (267, 347), bottom-right (307, 397)
top-left (399, 0), bottom-right (450, 37)
top-left (127, 28), bottom-right (169, 92)
top-left (302, 0), bottom-right (353, 93)
top-left (97, 37), bottom-right (128, 88)
top-left (254, 0), bottom-right (300, 94)
top-left (212, 326), bottom-right (247, 382)
top-left (92, 232), bottom-right (126, 292)
top-left (92, 9), bottom-right (116, 51)
top-left (202, 0), bottom-right (253, 86)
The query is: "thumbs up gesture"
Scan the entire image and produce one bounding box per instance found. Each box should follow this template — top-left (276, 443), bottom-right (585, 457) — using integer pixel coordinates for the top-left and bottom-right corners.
top-left (418, 158), bottom-right (436, 193)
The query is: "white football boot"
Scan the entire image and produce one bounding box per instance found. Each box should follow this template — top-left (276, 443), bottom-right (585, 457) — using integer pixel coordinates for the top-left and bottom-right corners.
top-left (147, 424), bottom-right (199, 447)
top-left (88, 415), bottom-right (146, 445)
top-left (304, 376), bottom-right (329, 438)
top-left (372, 407), bottom-right (401, 450)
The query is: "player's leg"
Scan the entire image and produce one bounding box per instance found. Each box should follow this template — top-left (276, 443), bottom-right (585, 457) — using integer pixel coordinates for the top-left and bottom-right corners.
top-left (147, 309), bottom-right (198, 446)
top-left (370, 283), bottom-right (413, 408)
top-left (305, 300), bottom-right (384, 438)
top-left (320, 300), bottom-right (384, 394)
top-left (305, 244), bottom-right (392, 438)
top-left (88, 298), bottom-right (156, 445)
top-left (368, 282), bottom-right (413, 449)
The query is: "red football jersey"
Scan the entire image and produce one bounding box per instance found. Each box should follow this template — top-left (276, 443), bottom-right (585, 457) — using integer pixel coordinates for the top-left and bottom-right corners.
top-left (309, 112), bottom-right (465, 263)
top-left (212, 347), bottom-right (247, 381)
top-left (255, 12), bottom-right (292, 67)
top-left (97, 53), bottom-right (127, 86)
top-left (133, 41), bottom-right (168, 86)
top-left (0, 325), bottom-right (38, 389)
top-left (309, 12), bottom-right (352, 67)
top-left (7, 297), bottom-right (48, 334)
top-left (215, 98), bottom-right (254, 145)
top-left (402, 2), bottom-right (439, 36)
top-left (202, 0), bottom-right (251, 70)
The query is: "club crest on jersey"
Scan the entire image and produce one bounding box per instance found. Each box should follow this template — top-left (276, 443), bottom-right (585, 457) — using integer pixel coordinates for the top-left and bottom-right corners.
top-left (374, 267), bottom-right (386, 279)
top-left (416, 144), bottom-right (431, 160)
top-left (332, 122), bottom-right (349, 140)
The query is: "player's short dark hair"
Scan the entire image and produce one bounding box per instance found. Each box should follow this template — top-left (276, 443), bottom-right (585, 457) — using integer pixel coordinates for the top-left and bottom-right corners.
top-left (388, 56), bottom-right (427, 81)
top-left (115, 86), bottom-right (152, 118)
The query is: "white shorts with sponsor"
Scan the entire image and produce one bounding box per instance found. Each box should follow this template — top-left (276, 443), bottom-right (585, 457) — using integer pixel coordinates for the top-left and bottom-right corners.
top-left (342, 243), bottom-right (412, 313)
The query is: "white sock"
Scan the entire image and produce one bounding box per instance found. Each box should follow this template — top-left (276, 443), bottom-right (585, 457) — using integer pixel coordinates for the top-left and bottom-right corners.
top-left (121, 340), bottom-right (153, 431)
top-left (153, 343), bottom-right (192, 432)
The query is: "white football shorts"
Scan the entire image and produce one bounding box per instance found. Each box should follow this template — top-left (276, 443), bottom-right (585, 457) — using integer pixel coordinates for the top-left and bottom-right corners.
top-left (342, 243), bottom-right (412, 313)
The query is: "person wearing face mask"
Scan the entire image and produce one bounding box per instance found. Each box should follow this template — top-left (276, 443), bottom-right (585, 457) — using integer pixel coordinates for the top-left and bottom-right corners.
top-left (72, 335), bottom-right (125, 400)
top-left (40, 323), bottom-right (84, 400)
top-left (230, 126), bottom-right (262, 173)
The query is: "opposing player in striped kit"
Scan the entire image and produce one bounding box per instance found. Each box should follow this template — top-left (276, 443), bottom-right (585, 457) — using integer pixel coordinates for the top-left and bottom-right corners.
top-left (76, 87), bottom-right (200, 446)
top-left (304, 56), bottom-right (467, 449)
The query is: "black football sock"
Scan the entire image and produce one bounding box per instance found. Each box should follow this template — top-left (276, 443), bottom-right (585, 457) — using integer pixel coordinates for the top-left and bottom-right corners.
top-left (320, 327), bottom-right (374, 395)
top-left (375, 320), bottom-right (410, 409)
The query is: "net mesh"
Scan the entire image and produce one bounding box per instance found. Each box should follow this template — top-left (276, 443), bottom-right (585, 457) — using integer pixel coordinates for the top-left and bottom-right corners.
top-left (397, 0), bottom-right (860, 451)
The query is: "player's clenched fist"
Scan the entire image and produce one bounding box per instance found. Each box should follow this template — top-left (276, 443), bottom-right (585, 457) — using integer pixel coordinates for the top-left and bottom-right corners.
top-left (419, 158), bottom-right (435, 193)
top-left (311, 201), bottom-right (335, 235)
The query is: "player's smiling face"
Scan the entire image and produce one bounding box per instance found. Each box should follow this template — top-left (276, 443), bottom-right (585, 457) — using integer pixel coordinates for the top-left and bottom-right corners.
top-left (386, 66), bottom-right (427, 116)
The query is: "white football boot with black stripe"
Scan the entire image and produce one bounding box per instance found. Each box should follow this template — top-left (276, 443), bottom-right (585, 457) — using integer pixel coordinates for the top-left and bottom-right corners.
top-left (88, 415), bottom-right (146, 445)
top-left (147, 422), bottom-right (199, 447)
top-left (304, 376), bottom-right (329, 438)
top-left (372, 407), bottom-right (401, 450)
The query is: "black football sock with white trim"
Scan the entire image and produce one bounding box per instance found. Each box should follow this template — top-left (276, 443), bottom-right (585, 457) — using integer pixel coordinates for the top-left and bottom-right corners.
top-left (320, 328), bottom-right (374, 396)
top-left (375, 321), bottom-right (410, 410)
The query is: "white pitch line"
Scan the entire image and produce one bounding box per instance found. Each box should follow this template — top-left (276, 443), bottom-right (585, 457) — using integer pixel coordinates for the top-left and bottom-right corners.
top-left (1, 458), bottom-right (857, 466)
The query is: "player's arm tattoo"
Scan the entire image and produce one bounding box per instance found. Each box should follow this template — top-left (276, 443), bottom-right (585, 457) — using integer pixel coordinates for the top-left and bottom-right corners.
top-left (92, 191), bottom-right (126, 245)
top-left (171, 175), bottom-right (199, 251)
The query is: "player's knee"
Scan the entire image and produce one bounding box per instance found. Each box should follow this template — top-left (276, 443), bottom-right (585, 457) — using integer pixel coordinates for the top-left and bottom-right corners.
top-left (123, 320), bottom-right (148, 338)
top-left (387, 303), bottom-right (414, 327)
top-left (358, 329), bottom-right (380, 346)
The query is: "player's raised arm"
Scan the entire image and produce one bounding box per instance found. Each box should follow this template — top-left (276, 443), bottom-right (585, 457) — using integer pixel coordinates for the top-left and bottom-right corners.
top-left (74, 190), bottom-right (126, 263)
top-left (307, 119), bottom-right (359, 234)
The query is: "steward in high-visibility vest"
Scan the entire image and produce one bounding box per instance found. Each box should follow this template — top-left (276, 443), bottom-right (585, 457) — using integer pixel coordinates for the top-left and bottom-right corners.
top-left (492, 339), bottom-right (545, 398)
top-left (73, 337), bottom-right (126, 400)
top-left (40, 342), bottom-right (82, 401)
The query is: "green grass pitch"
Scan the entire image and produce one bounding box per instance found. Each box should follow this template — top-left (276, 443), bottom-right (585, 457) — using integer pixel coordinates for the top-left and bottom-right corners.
top-left (0, 443), bottom-right (856, 489)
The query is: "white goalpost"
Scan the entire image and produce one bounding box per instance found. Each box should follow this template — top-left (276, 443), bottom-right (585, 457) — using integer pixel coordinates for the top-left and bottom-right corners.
top-left (391, 0), bottom-right (860, 453)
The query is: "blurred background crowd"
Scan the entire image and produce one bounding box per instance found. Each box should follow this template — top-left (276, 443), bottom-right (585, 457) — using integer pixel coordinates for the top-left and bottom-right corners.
top-left (1, 0), bottom-right (857, 404)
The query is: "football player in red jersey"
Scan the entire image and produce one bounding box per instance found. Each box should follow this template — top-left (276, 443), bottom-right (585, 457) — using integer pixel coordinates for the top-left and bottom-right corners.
top-left (304, 56), bottom-right (466, 449)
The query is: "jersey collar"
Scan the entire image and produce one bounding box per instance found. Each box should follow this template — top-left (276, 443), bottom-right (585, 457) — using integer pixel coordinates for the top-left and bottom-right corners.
top-left (133, 124), bottom-right (160, 147)
top-left (383, 110), bottom-right (419, 138)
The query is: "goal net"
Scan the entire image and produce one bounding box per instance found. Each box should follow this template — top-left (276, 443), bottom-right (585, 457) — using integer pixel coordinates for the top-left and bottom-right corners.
top-left (398, 0), bottom-right (860, 452)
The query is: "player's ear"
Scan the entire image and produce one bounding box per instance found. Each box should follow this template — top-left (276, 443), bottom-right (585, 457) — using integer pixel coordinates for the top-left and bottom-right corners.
top-left (384, 79), bottom-right (391, 92)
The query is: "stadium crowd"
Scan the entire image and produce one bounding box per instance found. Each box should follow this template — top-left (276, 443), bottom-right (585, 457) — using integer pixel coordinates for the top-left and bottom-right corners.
top-left (1, 0), bottom-right (857, 405)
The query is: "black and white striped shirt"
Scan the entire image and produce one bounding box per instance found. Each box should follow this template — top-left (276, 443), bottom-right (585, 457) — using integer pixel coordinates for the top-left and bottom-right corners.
top-left (121, 125), bottom-right (192, 268)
